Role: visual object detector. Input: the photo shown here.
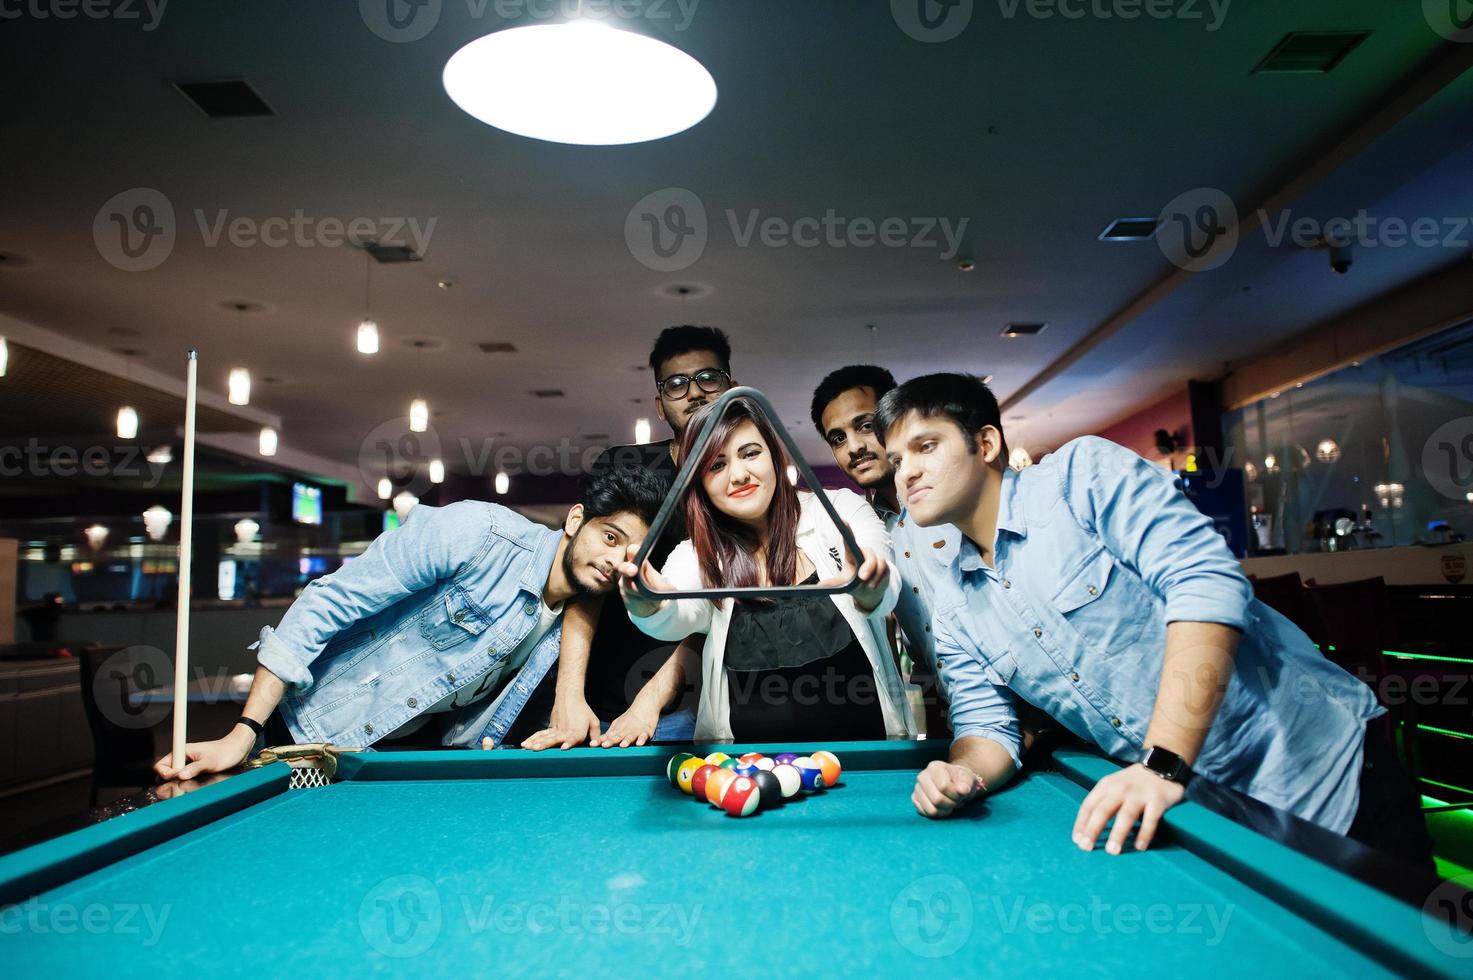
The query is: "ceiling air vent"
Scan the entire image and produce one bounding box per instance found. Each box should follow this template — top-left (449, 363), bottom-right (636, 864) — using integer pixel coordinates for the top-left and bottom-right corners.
top-left (365, 243), bottom-right (421, 264)
top-left (532, 389), bottom-right (565, 398)
top-left (1098, 218), bottom-right (1158, 242)
top-left (478, 342), bottom-right (518, 354)
top-left (1252, 32), bottom-right (1369, 75)
top-left (173, 79), bottom-right (275, 118)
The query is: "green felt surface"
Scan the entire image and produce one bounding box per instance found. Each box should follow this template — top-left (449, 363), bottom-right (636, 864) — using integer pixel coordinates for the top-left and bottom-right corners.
top-left (3, 763), bottom-right (1409, 977)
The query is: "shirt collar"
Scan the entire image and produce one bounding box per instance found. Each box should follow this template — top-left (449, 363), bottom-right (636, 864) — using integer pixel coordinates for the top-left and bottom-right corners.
top-left (523, 525), bottom-right (563, 599)
top-left (956, 536), bottom-right (988, 574)
top-left (996, 466), bottom-right (1027, 539)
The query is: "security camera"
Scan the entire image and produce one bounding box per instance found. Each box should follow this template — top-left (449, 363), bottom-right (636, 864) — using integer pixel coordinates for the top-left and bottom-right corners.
top-left (1329, 241), bottom-right (1353, 274)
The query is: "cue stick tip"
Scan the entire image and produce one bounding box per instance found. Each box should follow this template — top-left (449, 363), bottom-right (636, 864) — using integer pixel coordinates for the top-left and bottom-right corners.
top-left (187, 348), bottom-right (198, 360)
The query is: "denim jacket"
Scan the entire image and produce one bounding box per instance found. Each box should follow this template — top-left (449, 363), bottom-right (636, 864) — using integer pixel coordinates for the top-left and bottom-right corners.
top-left (253, 500), bottom-right (563, 748)
top-left (933, 437), bottom-right (1382, 833)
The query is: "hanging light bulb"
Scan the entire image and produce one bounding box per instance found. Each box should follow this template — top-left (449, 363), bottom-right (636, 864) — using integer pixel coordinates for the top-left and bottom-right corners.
top-left (357, 320), bottom-right (380, 355)
top-left (116, 406), bottom-right (139, 439)
top-left (429, 459), bottom-right (445, 484)
top-left (634, 418), bottom-right (651, 445)
top-left (228, 368), bottom-right (251, 406)
top-left (1315, 438), bottom-right (1340, 463)
top-left (0, 336), bottom-right (8, 377)
top-left (409, 399), bottom-right (429, 433)
top-left (233, 518), bottom-right (260, 544)
top-left (495, 471), bottom-right (510, 495)
top-left (142, 505), bottom-right (172, 542)
top-left (1264, 454), bottom-right (1279, 474)
top-left (84, 524), bottom-right (110, 551)
top-left (393, 491), bottom-right (419, 521)
top-left (377, 478), bottom-right (393, 500)
top-left (259, 427), bottom-right (278, 456)
top-left (147, 446), bottom-right (172, 465)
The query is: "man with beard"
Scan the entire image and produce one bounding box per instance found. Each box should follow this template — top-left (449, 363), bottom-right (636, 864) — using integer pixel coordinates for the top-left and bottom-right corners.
top-left (522, 326), bottom-right (735, 749)
top-left (811, 365), bottom-right (957, 737)
top-left (154, 467), bottom-right (665, 779)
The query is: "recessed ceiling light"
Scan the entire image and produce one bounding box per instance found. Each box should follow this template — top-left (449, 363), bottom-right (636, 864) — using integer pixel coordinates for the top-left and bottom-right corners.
top-left (443, 22), bottom-right (718, 145)
top-left (1098, 218), bottom-right (1158, 242)
top-left (1001, 323), bottom-right (1047, 338)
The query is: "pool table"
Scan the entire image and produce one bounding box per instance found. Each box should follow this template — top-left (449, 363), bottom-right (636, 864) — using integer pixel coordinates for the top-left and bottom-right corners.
top-left (1, 742), bottom-right (1467, 977)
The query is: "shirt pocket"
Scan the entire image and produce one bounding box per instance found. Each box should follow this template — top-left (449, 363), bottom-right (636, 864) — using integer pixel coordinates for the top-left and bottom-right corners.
top-left (419, 586), bottom-right (492, 650)
top-left (982, 650), bottom-right (1018, 687)
top-left (1050, 548), bottom-right (1148, 652)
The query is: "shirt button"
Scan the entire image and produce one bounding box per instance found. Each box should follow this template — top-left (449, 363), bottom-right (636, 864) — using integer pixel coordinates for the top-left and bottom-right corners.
top-left (453, 610), bottom-right (466, 623)
top-left (924, 625), bottom-right (931, 633)
top-left (446, 672), bottom-right (456, 683)
top-left (1033, 627), bottom-right (1043, 638)
top-left (1002, 580), bottom-right (1011, 589)
top-left (524, 602), bottom-right (536, 615)
top-left (898, 520), bottom-right (906, 528)
top-left (1086, 585), bottom-right (1098, 596)
top-left (364, 723), bottom-right (374, 735)
top-left (903, 551), bottom-right (911, 559)
top-left (912, 586), bottom-right (920, 594)
top-left (488, 647), bottom-right (497, 657)
top-left (1070, 672), bottom-right (1080, 682)
top-left (407, 697), bottom-right (418, 708)
top-left (1110, 717), bottom-right (1122, 728)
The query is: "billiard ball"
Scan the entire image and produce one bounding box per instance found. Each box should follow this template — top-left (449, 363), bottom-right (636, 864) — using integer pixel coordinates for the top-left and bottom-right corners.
top-left (811, 750), bottom-right (841, 787)
top-left (668, 752), bottom-right (697, 785)
top-left (753, 757), bottom-right (776, 772)
top-left (792, 757), bottom-right (825, 791)
top-left (690, 764), bottom-right (718, 801)
top-left (719, 758), bottom-right (741, 770)
top-left (738, 752), bottom-right (765, 765)
top-left (773, 752), bottom-right (798, 765)
top-left (704, 752), bottom-right (732, 767)
top-left (770, 763), bottom-right (801, 799)
top-left (707, 768), bottom-right (739, 806)
top-left (751, 770), bottom-right (781, 808)
top-left (720, 776), bottom-right (761, 817)
top-left (676, 757), bottom-right (705, 794)
top-left (733, 762), bottom-right (760, 778)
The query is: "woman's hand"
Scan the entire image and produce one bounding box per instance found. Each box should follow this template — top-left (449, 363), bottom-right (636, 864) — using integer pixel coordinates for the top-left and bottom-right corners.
top-left (596, 697), bottom-right (662, 748)
top-left (617, 542), bottom-right (673, 619)
top-left (821, 538), bottom-right (892, 614)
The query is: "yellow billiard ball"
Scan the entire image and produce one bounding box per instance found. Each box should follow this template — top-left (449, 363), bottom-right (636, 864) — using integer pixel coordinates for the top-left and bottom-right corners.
top-left (704, 752), bottom-right (731, 767)
top-left (676, 757), bottom-right (704, 794)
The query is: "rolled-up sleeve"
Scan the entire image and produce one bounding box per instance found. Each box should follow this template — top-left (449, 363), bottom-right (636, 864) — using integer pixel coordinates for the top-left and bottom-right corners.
top-left (1059, 437), bottom-right (1250, 630)
top-left (934, 610), bottom-right (1023, 771)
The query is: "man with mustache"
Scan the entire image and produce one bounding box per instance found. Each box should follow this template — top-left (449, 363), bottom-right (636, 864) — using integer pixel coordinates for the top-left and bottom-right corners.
top-left (155, 467), bottom-right (666, 778)
top-left (811, 365), bottom-right (956, 737)
top-left (878, 372), bottom-right (1432, 868)
top-left (522, 326), bottom-right (735, 749)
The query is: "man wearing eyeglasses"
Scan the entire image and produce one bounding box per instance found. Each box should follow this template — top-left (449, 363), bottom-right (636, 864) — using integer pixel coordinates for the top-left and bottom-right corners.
top-left (521, 326), bottom-right (735, 750)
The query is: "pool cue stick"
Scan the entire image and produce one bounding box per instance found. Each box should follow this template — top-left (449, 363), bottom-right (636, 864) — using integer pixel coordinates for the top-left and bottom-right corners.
top-left (171, 349), bottom-right (199, 771)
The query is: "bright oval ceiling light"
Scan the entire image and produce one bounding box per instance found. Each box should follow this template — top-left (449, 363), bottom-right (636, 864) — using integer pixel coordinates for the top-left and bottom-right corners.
top-left (443, 22), bottom-right (717, 145)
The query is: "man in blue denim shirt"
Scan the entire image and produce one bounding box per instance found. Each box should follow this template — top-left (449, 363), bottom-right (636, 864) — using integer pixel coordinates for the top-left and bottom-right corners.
top-left (876, 373), bottom-right (1431, 867)
top-left (154, 468), bottom-right (666, 780)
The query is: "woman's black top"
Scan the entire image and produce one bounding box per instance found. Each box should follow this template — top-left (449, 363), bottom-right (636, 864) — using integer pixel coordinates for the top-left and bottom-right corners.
top-left (724, 572), bottom-right (885, 742)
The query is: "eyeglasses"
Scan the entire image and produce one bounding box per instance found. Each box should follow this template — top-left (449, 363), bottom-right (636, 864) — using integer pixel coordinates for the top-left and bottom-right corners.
top-left (656, 368), bottom-right (731, 400)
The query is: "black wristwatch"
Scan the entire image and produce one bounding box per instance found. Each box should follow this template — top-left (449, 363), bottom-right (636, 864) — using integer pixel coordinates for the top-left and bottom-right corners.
top-left (1141, 746), bottom-right (1193, 786)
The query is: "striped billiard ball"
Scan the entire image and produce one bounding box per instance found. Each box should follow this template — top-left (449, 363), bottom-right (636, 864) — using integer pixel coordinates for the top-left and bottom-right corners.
top-left (690, 764), bottom-right (719, 801)
top-left (811, 750), bottom-right (842, 788)
top-left (773, 752), bottom-right (799, 765)
top-left (719, 758), bottom-right (742, 770)
top-left (733, 762), bottom-right (761, 778)
top-left (704, 752), bottom-right (732, 767)
top-left (792, 757), bottom-right (825, 791)
top-left (770, 764), bottom-right (802, 799)
top-left (753, 757), bottom-right (776, 772)
top-left (720, 776), bottom-right (761, 817)
top-left (668, 752), bottom-right (697, 785)
top-left (751, 770), bottom-right (782, 808)
top-left (738, 752), bottom-right (766, 765)
top-left (676, 757), bottom-right (705, 794)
